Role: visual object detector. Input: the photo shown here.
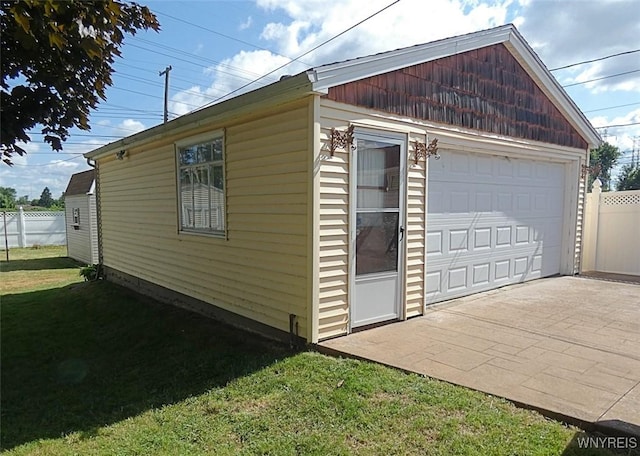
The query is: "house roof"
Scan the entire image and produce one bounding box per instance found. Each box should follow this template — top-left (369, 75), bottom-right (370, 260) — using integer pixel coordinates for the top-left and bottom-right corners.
top-left (85, 24), bottom-right (599, 160)
top-left (307, 24), bottom-right (600, 147)
top-left (65, 169), bottom-right (95, 195)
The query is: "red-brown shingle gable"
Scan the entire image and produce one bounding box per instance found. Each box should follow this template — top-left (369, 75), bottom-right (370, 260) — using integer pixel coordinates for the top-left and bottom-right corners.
top-left (326, 44), bottom-right (587, 149)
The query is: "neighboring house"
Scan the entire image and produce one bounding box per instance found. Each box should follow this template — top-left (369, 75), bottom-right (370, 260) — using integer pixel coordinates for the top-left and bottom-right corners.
top-left (64, 169), bottom-right (99, 265)
top-left (85, 25), bottom-right (600, 344)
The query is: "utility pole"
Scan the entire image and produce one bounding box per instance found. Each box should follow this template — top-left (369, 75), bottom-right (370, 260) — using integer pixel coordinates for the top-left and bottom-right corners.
top-left (159, 65), bottom-right (172, 123)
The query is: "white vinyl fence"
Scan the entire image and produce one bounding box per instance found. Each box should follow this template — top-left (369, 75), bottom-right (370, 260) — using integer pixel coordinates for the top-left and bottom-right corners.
top-left (1, 208), bottom-right (66, 248)
top-left (582, 179), bottom-right (640, 276)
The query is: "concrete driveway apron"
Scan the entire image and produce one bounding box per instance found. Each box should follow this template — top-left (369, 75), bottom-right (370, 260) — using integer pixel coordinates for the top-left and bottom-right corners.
top-left (320, 276), bottom-right (640, 436)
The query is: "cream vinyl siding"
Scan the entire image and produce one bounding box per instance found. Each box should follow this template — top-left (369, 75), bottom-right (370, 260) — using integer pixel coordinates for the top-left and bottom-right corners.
top-left (98, 100), bottom-right (310, 339)
top-left (317, 131), bottom-right (350, 339)
top-left (317, 100), bottom-right (428, 340)
top-left (66, 194), bottom-right (98, 264)
top-left (406, 165), bottom-right (427, 317)
top-left (574, 174), bottom-right (586, 273)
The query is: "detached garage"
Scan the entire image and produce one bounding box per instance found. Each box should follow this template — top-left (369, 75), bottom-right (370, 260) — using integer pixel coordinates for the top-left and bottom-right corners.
top-left (85, 24), bottom-right (599, 344)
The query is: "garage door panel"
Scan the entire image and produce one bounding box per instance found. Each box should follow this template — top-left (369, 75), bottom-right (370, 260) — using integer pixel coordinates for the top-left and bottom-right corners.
top-left (427, 151), bottom-right (565, 304)
top-left (431, 184), bottom-right (563, 216)
top-left (427, 220), bottom-right (562, 255)
top-left (426, 245), bottom-right (561, 301)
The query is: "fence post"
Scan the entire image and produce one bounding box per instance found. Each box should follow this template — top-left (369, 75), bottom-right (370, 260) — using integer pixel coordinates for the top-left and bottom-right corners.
top-left (583, 178), bottom-right (603, 272)
top-left (17, 206), bottom-right (27, 247)
top-left (3, 211), bottom-right (8, 260)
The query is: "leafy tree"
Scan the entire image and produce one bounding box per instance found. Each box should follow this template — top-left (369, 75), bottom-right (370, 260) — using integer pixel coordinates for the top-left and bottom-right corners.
top-left (588, 142), bottom-right (621, 191)
top-left (0, 186), bottom-right (17, 208)
top-left (38, 187), bottom-right (54, 208)
top-left (616, 163), bottom-right (640, 191)
top-left (1, 0), bottom-right (160, 165)
top-left (16, 195), bottom-right (29, 205)
top-left (49, 193), bottom-right (66, 210)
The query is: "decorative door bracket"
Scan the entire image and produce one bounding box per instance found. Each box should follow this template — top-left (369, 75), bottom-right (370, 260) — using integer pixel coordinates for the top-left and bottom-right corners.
top-left (411, 137), bottom-right (439, 166)
top-left (581, 163), bottom-right (601, 180)
top-left (328, 124), bottom-right (355, 157)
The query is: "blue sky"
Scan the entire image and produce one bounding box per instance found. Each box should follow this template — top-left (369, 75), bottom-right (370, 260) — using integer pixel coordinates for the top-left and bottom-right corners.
top-left (2, 0), bottom-right (639, 199)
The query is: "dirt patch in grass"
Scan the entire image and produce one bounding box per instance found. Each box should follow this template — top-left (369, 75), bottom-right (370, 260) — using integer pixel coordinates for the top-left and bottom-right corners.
top-left (1, 246), bottom-right (82, 294)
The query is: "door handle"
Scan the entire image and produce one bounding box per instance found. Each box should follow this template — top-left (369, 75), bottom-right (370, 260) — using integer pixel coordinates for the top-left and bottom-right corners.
top-left (399, 226), bottom-right (405, 242)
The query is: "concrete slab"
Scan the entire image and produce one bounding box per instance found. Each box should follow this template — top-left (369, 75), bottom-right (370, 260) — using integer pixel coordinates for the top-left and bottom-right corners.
top-left (319, 276), bottom-right (640, 437)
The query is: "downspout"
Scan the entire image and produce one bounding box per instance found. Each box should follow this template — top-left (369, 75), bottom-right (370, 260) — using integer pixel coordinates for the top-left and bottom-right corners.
top-left (86, 158), bottom-right (103, 279)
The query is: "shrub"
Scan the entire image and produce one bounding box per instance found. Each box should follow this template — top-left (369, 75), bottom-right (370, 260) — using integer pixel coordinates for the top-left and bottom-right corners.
top-left (79, 264), bottom-right (98, 281)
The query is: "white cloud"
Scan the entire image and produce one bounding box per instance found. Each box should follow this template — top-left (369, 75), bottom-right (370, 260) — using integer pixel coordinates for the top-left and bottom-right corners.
top-left (239, 16), bottom-right (253, 31)
top-left (0, 155), bottom-right (88, 200)
top-left (1, 114), bottom-right (150, 199)
top-left (589, 108), bottom-right (640, 182)
top-left (517, 0), bottom-right (640, 93)
top-left (115, 119), bottom-right (146, 135)
top-left (255, 0), bottom-right (513, 64)
top-left (565, 62), bottom-right (640, 94)
top-left (169, 85), bottom-right (211, 116)
top-left (0, 137), bottom-right (108, 199)
top-left (169, 50), bottom-right (292, 116)
top-left (590, 108), bottom-right (640, 149)
top-left (168, 0), bottom-right (514, 117)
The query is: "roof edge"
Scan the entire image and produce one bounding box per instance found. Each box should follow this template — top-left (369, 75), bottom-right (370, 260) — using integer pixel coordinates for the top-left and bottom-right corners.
top-left (310, 24), bottom-right (600, 149)
top-left (85, 72), bottom-right (315, 160)
top-left (310, 24), bottom-right (515, 91)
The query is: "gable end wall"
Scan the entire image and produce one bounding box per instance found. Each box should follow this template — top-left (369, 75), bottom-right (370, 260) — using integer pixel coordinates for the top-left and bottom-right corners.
top-left (326, 44), bottom-right (587, 150)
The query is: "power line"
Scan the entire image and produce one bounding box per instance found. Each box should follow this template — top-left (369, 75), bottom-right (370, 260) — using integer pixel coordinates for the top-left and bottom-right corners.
top-left (151, 8), bottom-right (307, 66)
top-left (594, 121), bottom-right (640, 129)
top-left (90, 115), bottom-right (161, 121)
top-left (193, 0), bottom-right (401, 112)
top-left (550, 49), bottom-right (640, 71)
top-left (116, 61), bottom-right (213, 87)
top-left (108, 86), bottom-right (203, 110)
top-left (584, 102), bottom-right (640, 113)
top-left (562, 69), bottom-right (640, 88)
top-left (29, 133), bottom-right (125, 139)
top-left (22, 152), bottom-right (86, 155)
top-left (110, 86), bottom-right (165, 100)
top-left (9, 155), bottom-right (87, 167)
top-left (125, 42), bottom-right (278, 88)
top-left (112, 70), bottom-right (231, 105)
top-left (131, 37), bottom-right (275, 81)
top-left (96, 102), bottom-right (161, 115)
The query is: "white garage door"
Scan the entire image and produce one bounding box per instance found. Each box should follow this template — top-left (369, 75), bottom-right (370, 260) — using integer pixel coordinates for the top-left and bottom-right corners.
top-left (426, 151), bottom-right (565, 304)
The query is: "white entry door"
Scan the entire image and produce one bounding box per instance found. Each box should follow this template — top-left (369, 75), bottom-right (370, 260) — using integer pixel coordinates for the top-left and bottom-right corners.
top-left (351, 133), bottom-right (405, 328)
top-left (426, 151), bottom-right (566, 304)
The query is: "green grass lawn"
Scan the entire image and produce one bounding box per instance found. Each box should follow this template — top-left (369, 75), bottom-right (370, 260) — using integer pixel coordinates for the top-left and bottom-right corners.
top-left (1, 248), bottom-right (626, 455)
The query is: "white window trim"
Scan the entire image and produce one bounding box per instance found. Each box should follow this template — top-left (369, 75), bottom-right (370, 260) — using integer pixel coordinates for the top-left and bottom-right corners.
top-left (175, 130), bottom-right (227, 238)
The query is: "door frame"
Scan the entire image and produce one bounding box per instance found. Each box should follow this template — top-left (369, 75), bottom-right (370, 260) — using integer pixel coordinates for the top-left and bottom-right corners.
top-left (348, 128), bottom-right (408, 332)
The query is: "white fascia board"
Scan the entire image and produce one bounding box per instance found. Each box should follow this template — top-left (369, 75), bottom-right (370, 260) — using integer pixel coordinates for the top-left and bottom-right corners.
top-left (87, 180), bottom-right (95, 195)
top-left (85, 72), bottom-right (315, 160)
top-left (310, 25), bottom-right (513, 91)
